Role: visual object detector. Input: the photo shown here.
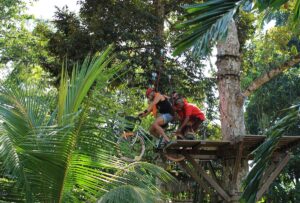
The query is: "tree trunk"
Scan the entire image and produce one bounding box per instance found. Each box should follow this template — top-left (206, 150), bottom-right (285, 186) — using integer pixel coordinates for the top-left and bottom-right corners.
top-left (216, 20), bottom-right (248, 202)
top-left (216, 20), bottom-right (245, 141)
top-left (153, 0), bottom-right (165, 91)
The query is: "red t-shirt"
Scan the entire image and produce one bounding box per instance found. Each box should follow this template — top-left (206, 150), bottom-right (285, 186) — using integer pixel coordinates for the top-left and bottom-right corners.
top-left (177, 101), bottom-right (205, 121)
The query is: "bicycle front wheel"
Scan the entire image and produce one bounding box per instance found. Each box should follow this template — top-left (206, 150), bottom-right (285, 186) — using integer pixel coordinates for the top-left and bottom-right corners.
top-left (117, 134), bottom-right (145, 162)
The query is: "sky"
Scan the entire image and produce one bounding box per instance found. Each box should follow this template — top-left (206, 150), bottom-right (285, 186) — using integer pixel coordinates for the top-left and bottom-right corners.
top-left (27, 0), bottom-right (80, 20)
top-left (1, 1), bottom-right (80, 80)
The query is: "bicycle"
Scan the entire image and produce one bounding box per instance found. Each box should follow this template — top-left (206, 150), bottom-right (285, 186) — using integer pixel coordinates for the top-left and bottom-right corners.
top-left (115, 116), bottom-right (197, 162)
top-left (115, 116), bottom-right (148, 162)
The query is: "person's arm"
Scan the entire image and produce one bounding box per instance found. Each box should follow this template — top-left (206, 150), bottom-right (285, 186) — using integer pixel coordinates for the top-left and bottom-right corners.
top-left (176, 116), bottom-right (190, 133)
top-left (163, 94), bottom-right (170, 99)
top-left (138, 109), bottom-right (150, 117)
top-left (176, 104), bottom-right (192, 133)
top-left (139, 93), bottom-right (162, 117)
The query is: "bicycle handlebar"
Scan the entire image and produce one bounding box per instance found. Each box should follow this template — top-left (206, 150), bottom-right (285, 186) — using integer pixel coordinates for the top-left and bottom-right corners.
top-left (124, 116), bottom-right (141, 124)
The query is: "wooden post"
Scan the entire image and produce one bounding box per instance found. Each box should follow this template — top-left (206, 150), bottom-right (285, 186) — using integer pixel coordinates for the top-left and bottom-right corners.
top-left (232, 142), bottom-right (243, 183)
top-left (185, 154), bottom-right (231, 202)
top-left (207, 161), bottom-right (219, 184)
top-left (256, 153), bottom-right (291, 201)
top-left (178, 161), bottom-right (211, 193)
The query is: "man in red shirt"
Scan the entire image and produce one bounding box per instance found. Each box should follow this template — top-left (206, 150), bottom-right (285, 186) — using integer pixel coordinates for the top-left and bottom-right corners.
top-left (174, 98), bottom-right (205, 139)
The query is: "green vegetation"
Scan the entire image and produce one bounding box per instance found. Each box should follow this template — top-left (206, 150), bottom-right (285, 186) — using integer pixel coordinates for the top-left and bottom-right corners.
top-left (1, 0), bottom-right (300, 202)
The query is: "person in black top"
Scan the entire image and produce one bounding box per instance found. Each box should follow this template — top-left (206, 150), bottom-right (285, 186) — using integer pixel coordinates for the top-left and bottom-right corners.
top-left (139, 88), bottom-right (174, 143)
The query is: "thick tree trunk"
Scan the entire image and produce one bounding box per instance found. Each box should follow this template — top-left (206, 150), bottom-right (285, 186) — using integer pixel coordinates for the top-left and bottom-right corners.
top-left (153, 0), bottom-right (165, 91)
top-left (216, 20), bottom-right (248, 202)
top-left (216, 20), bottom-right (245, 141)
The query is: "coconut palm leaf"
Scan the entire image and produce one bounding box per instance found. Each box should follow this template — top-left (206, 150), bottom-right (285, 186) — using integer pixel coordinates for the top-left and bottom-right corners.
top-left (98, 162), bottom-right (176, 203)
top-left (0, 45), bottom-right (175, 203)
top-left (0, 45), bottom-right (121, 202)
top-left (173, 0), bottom-right (243, 56)
top-left (241, 103), bottom-right (300, 203)
top-left (174, 0), bottom-right (300, 56)
top-left (255, 0), bottom-right (288, 11)
top-left (294, 0), bottom-right (300, 21)
top-left (98, 185), bottom-right (160, 203)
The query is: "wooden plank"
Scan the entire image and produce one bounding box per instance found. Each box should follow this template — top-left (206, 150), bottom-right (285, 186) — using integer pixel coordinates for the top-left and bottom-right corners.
top-left (178, 161), bottom-right (211, 193)
top-left (185, 154), bottom-right (231, 202)
top-left (165, 149), bottom-right (217, 154)
top-left (189, 155), bottom-right (218, 160)
top-left (166, 140), bottom-right (231, 150)
top-left (275, 136), bottom-right (300, 152)
top-left (160, 135), bottom-right (300, 162)
top-left (233, 141), bottom-right (243, 183)
top-left (256, 153), bottom-right (291, 201)
top-left (207, 161), bottom-right (219, 184)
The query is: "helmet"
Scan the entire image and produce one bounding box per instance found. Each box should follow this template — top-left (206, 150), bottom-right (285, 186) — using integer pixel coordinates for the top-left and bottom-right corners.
top-left (146, 88), bottom-right (154, 97)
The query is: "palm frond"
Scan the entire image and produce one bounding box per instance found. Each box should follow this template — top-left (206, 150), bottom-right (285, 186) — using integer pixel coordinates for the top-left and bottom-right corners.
top-left (174, 0), bottom-right (300, 56)
top-left (173, 0), bottom-right (243, 56)
top-left (57, 44), bottom-right (125, 124)
top-left (293, 0), bottom-right (300, 21)
top-left (0, 44), bottom-right (175, 203)
top-left (254, 0), bottom-right (300, 22)
top-left (0, 45), bottom-right (127, 202)
top-left (241, 103), bottom-right (300, 203)
top-left (255, 0), bottom-right (288, 11)
top-left (98, 185), bottom-right (161, 203)
top-left (98, 162), bottom-right (176, 203)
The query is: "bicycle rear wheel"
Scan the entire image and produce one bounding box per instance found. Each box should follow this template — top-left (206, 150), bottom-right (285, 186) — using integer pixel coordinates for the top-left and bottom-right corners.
top-left (117, 134), bottom-right (145, 162)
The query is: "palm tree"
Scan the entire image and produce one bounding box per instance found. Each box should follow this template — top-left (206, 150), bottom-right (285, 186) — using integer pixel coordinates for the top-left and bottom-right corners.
top-left (0, 45), bottom-right (174, 203)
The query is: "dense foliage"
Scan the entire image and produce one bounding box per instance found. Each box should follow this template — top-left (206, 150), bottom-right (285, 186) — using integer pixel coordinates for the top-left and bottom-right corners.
top-left (1, 0), bottom-right (300, 202)
top-left (0, 46), bottom-right (175, 203)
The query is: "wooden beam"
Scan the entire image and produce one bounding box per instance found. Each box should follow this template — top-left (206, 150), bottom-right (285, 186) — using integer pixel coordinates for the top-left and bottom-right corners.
top-left (191, 155), bottom-right (218, 160)
top-left (178, 161), bottom-right (211, 193)
top-left (164, 149), bottom-right (217, 155)
top-left (185, 154), bottom-right (231, 202)
top-left (256, 153), bottom-right (291, 201)
top-left (207, 161), bottom-right (219, 184)
top-left (232, 141), bottom-right (243, 183)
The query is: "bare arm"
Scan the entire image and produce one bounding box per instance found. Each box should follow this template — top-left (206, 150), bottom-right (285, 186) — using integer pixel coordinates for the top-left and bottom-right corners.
top-left (177, 116), bottom-right (190, 132)
top-left (139, 93), bottom-right (162, 117)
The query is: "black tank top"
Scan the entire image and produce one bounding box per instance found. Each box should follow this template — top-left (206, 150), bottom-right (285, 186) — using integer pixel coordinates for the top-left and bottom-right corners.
top-left (156, 98), bottom-right (173, 115)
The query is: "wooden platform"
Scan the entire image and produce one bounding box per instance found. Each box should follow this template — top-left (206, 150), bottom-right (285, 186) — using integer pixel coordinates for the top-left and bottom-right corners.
top-left (159, 135), bottom-right (300, 202)
top-left (163, 135), bottom-right (300, 160)
top-left (158, 135), bottom-right (300, 202)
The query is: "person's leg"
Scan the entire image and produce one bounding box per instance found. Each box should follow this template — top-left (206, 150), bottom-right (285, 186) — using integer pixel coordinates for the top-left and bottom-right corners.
top-left (152, 114), bottom-right (174, 142)
top-left (181, 125), bottom-right (189, 137)
top-left (151, 116), bottom-right (170, 142)
top-left (149, 125), bottom-right (160, 138)
top-left (192, 118), bottom-right (202, 133)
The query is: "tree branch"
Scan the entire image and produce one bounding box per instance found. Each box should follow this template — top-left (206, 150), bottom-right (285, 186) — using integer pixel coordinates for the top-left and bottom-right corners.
top-left (243, 54), bottom-right (300, 97)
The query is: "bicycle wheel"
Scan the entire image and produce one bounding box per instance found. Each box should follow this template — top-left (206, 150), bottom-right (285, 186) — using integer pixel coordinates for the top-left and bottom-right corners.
top-left (164, 153), bottom-right (185, 162)
top-left (117, 134), bottom-right (145, 162)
